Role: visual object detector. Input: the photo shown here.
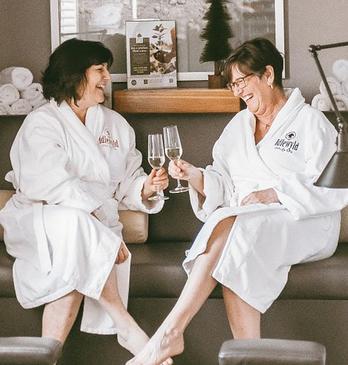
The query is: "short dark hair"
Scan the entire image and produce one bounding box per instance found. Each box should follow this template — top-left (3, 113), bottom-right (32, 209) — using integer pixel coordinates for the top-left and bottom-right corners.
top-left (42, 38), bottom-right (113, 104)
top-left (225, 37), bottom-right (283, 88)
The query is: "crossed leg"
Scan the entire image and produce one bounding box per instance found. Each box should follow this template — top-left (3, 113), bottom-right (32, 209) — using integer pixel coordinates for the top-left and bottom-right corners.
top-left (42, 265), bottom-right (171, 364)
top-left (98, 264), bottom-right (150, 356)
top-left (126, 216), bottom-right (236, 365)
top-left (42, 264), bottom-right (151, 355)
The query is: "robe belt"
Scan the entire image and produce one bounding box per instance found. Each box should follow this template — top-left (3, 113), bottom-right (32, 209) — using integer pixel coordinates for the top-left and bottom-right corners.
top-left (33, 202), bottom-right (52, 274)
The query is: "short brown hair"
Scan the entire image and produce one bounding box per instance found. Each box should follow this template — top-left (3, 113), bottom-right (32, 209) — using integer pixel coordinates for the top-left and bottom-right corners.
top-left (42, 38), bottom-right (113, 104)
top-left (225, 37), bottom-right (283, 88)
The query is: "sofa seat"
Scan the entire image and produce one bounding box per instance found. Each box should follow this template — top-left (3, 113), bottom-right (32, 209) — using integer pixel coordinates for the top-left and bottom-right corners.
top-left (2, 241), bottom-right (348, 300)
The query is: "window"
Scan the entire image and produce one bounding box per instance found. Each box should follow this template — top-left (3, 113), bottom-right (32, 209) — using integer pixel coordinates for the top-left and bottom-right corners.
top-left (50, 0), bottom-right (285, 81)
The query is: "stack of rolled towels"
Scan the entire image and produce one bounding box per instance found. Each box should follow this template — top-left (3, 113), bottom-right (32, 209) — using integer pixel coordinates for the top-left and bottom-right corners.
top-left (312, 59), bottom-right (348, 111)
top-left (0, 66), bottom-right (47, 115)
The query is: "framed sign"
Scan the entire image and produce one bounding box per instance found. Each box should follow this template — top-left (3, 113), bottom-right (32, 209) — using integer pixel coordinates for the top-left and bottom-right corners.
top-left (126, 20), bottom-right (177, 89)
top-left (50, 0), bottom-right (285, 82)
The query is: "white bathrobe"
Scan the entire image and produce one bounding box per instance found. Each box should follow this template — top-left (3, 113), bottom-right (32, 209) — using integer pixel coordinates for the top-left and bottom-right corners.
top-left (0, 100), bottom-right (163, 334)
top-left (185, 88), bottom-right (348, 313)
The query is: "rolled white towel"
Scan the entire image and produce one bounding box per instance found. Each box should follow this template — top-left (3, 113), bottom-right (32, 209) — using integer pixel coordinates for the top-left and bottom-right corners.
top-left (0, 67), bottom-right (33, 91)
top-left (0, 83), bottom-right (20, 104)
top-left (0, 102), bottom-right (10, 115)
top-left (8, 98), bottom-right (32, 115)
top-left (319, 76), bottom-right (343, 98)
top-left (311, 93), bottom-right (331, 111)
top-left (332, 59), bottom-right (348, 82)
top-left (31, 96), bottom-right (47, 110)
top-left (28, 92), bottom-right (44, 106)
top-left (335, 94), bottom-right (348, 111)
top-left (20, 82), bottom-right (43, 100)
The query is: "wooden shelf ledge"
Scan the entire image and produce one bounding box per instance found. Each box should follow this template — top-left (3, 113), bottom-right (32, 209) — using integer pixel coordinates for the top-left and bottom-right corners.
top-left (113, 88), bottom-right (241, 113)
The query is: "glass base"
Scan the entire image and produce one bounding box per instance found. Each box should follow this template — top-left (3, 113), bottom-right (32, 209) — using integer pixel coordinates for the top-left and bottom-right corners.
top-left (148, 194), bottom-right (169, 201)
top-left (169, 186), bottom-right (189, 194)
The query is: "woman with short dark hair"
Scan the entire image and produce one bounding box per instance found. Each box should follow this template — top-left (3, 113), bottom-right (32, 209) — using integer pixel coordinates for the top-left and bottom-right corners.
top-left (127, 37), bottom-right (348, 365)
top-left (0, 38), bottom-right (171, 362)
top-left (42, 38), bottom-right (114, 104)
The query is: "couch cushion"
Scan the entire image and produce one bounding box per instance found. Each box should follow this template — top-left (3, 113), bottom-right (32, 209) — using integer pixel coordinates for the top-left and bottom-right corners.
top-left (0, 190), bottom-right (14, 241)
top-left (0, 190), bottom-right (148, 244)
top-left (119, 210), bottom-right (148, 243)
top-left (2, 241), bottom-right (348, 300)
top-left (0, 244), bottom-right (15, 297)
top-left (128, 242), bottom-right (348, 300)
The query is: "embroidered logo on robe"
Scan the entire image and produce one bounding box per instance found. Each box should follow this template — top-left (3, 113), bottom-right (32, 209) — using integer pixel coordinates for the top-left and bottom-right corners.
top-left (98, 129), bottom-right (119, 149)
top-left (274, 131), bottom-right (299, 153)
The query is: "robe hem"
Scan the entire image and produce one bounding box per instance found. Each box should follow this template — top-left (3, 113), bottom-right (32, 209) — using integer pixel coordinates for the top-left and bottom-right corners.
top-left (17, 284), bottom-right (76, 309)
top-left (212, 270), bottom-right (270, 314)
top-left (86, 245), bottom-right (120, 301)
top-left (80, 326), bottom-right (118, 335)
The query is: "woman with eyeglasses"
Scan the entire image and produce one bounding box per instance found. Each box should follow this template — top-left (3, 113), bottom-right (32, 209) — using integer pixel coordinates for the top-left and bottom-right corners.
top-left (127, 37), bottom-right (348, 365)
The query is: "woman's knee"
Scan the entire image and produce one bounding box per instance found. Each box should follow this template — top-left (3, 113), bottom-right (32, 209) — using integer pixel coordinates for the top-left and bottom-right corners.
top-left (222, 285), bottom-right (237, 299)
top-left (206, 216), bottom-right (235, 251)
top-left (212, 217), bottom-right (235, 237)
top-left (47, 291), bottom-right (83, 311)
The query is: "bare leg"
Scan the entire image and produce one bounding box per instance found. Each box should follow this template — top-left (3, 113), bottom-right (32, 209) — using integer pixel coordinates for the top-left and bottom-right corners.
top-left (222, 287), bottom-right (261, 339)
top-left (97, 265), bottom-right (150, 356)
top-left (42, 290), bottom-right (83, 343)
top-left (126, 216), bottom-right (235, 365)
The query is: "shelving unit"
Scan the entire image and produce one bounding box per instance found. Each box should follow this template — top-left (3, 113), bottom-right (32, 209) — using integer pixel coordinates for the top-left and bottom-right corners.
top-left (113, 88), bottom-right (242, 114)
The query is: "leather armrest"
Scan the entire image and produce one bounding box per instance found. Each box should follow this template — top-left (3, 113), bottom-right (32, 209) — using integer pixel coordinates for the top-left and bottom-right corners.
top-left (218, 339), bottom-right (326, 365)
top-left (0, 337), bottom-right (62, 365)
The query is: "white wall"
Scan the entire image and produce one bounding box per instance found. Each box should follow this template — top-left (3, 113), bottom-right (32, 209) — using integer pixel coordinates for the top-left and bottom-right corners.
top-left (284, 0), bottom-right (348, 101)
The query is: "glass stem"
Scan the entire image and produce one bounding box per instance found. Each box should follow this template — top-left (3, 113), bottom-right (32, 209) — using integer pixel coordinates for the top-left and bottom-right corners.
top-left (176, 178), bottom-right (183, 188)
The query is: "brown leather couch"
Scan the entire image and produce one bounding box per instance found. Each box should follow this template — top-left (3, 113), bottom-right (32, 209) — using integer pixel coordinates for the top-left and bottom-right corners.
top-left (0, 112), bottom-right (348, 365)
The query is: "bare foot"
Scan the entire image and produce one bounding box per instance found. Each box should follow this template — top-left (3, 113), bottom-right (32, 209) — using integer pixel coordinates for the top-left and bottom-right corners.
top-left (117, 322), bottom-right (149, 356)
top-left (125, 327), bottom-right (184, 365)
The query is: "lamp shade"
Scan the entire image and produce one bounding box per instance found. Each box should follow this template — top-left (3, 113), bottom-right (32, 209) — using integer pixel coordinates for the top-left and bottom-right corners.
top-left (314, 151), bottom-right (348, 188)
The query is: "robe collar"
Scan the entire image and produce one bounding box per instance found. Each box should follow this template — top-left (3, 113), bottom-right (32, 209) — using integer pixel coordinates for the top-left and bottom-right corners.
top-left (50, 100), bottom-right (111, 185)
top-left (239, 88), bottom-right (305, 179)
top-left (247, 88), bottom-right (306, 147)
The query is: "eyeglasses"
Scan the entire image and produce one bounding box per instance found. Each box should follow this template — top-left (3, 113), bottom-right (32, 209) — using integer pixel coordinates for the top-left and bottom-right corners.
top-left (227, 73), bottom-right (254, 92)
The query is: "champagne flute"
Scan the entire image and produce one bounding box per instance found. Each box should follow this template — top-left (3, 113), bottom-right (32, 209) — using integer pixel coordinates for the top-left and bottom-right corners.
top-left (163, 125), bottom-right (189, 194)
top-left (148, 133), bottom-right (169, 201)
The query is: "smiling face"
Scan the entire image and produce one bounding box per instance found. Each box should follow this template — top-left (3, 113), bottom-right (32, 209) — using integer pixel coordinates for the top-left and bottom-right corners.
top-left (76, 63), bottom-right (111, 109)
top-left (230, 64), bottom-right (275, 117)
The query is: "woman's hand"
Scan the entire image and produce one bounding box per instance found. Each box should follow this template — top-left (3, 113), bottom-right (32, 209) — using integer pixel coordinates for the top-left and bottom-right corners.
top-left (168, 159), bottom-right (205, 196)
top-left (142, 167), bottom-right (169, 200)
top-left (116, 241), bottom-right (129, 264)
top-left (241, 188), bottom-right (279, 206)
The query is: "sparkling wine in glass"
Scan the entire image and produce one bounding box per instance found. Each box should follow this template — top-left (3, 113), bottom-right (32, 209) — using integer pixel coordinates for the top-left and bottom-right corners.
top-left (148, 133), bottom-right (169, 201)
top-left (163, 125), bottom-right (189, 194)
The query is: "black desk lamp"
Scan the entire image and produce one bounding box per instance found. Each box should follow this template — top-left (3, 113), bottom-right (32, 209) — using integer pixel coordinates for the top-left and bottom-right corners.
top-left (308, 41), bottom-right (348, 188)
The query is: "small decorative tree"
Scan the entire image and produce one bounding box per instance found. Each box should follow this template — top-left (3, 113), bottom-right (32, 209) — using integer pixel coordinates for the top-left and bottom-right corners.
top-left (200, 0), bottom-right (234, 88)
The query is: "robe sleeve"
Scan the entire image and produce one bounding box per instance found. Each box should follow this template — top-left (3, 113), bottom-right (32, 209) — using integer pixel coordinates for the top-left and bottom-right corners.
top-left (115, 125), bottom-right (163, 214)
top-left (12, 117), bottom-right (104, 213)
top-left (273, 116), bottom-right (348, 219)
top-left (189, 137), bottom-right (235, 222)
